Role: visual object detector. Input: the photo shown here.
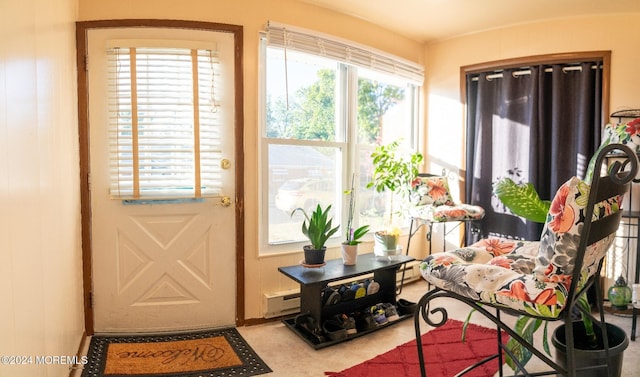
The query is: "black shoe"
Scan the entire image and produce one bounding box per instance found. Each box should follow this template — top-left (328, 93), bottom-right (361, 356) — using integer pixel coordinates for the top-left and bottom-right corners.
top-left (397, 299), bottom-right (417, 315)
top-left (355, 311), bottom-right (377, 331)
top-left (323, 318), bottom-right (347, 341)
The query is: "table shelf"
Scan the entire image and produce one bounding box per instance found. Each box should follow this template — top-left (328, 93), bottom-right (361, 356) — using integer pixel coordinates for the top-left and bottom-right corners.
top-left (278, 252), bottom-right (415, 349)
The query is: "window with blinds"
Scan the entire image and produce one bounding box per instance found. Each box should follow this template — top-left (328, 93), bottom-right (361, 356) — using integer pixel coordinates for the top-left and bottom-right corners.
top-left (107, 41), bottom-right (223, 199)
top-left (259, 23), bottom-right (423, 253)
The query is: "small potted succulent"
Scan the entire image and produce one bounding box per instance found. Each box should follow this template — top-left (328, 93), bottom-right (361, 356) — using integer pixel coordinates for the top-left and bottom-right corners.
top-left (341, 174), bottom-right (370, 265)
top-left (291, 204), bottom-right (340, 265)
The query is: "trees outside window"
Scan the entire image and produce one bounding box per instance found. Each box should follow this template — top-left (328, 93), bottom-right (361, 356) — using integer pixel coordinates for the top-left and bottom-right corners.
top-left (260, 41), bottom-right (420, 253)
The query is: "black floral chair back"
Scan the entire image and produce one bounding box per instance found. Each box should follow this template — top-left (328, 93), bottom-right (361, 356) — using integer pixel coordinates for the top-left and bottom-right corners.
top-left (413, 143), bottom-right (638, 377)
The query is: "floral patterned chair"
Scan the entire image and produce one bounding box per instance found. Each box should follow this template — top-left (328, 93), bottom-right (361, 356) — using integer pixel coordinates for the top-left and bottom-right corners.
top-left (413, 143), bottom-right (638, 377)
top-left (398, 173), bottom-right (485, 294)
top-left (404, 173), bottom-right (485, 259)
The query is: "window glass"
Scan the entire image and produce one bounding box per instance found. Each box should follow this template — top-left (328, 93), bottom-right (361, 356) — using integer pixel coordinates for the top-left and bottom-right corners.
top-left (265, 48), bottom-right (339, 142)
top-left (261, 41), bottom-right (419, 253)
top-left (269, 144), bottom-right (340, 244)
top-left (356, 68), bottom-right (410, 144)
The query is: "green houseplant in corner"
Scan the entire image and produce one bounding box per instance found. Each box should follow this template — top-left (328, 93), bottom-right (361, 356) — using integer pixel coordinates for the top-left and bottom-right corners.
top-left (291, 204), bottom-right (340, 265)
top-left (367, 140), bottom-right (423, 256)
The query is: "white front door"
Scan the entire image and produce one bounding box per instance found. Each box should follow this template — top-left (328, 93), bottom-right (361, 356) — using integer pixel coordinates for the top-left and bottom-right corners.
top-left (87, 27), bottom-right (237, 333)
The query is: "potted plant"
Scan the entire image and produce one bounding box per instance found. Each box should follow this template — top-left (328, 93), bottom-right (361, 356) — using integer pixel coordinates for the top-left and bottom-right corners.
top-left (342, 174), bottom-right (370, 265)
top-left (291, 204), bottom-right (340, 265)
top-left (490, 176), bottom-right (629, 374)
top-left (366, 140), bottom-right (423, 256)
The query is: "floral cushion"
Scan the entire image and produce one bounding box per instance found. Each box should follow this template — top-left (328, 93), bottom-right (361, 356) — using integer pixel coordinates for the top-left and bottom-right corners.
top-left (409, 175), bottom-right (485, 222)
top-left (419, 176), bottom-right (621, 318)
top-left (533, 177), bottom-right (618, 283)
top-left (409, 203), bottom-right (485, 222)
top-left (585, 118), bottom-right (640, 183)
top-left (604, 118), bottom-right (640, 153)
top-left (410, 175), bottom-right (454, 206)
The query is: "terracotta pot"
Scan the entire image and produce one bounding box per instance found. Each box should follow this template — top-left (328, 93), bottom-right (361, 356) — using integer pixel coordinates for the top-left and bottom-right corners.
top-left (340, 244), bottom-right (358, 265)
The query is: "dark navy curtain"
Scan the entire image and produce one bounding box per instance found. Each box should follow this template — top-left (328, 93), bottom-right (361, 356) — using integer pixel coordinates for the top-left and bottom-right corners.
top-left (465, 62), bottom-right (602, 241)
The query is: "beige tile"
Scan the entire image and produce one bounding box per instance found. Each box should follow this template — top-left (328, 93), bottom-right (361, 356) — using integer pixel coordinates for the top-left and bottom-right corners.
top-left (239, 281), bottom-right (640, 377)
top-left (73, 280), bottom-right (640, 377)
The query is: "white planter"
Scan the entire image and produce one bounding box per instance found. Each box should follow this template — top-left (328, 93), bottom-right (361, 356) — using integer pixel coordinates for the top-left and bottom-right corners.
top-left (340, 244), bottom-right (358, 265)
top-left (374, 245), bottom-right (402, 260)
top-left (373, 231), bottom-right (401, 259)
top-left (374, 231), bottom-right (398, 250)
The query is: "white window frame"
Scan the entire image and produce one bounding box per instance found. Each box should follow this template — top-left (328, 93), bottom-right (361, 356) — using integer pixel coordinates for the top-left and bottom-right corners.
top-left (258, 23), bottom-right (423, 255)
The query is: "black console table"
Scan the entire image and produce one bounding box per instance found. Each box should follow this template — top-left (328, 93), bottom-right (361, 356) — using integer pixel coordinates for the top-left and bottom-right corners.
top-left (278, 252), bottom-right (415, 349)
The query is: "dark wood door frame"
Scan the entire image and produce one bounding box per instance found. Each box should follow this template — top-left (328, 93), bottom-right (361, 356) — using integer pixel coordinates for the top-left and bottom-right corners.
top-left (75, 19), bottom-right (245, 334)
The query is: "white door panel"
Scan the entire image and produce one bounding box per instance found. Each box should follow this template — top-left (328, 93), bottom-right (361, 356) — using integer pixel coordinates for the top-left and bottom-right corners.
top-left (87, 27), bottom-right (236, 332)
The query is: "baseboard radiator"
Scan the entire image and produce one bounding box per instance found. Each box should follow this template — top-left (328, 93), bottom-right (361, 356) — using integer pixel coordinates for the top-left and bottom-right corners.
top-left (263, 262), bottom-right (422, 319)
top-left (263, 288), bottom-right (301, 319)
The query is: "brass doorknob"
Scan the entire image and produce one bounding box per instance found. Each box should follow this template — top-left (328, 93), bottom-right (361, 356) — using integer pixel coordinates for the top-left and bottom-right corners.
top-left (217, 195), bottom-right (232, 207)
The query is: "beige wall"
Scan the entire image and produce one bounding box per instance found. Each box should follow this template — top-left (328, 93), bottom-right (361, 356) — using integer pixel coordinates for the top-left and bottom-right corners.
top-left (0, 0), bottom-right (84, 376)
top-left (4, 3), bottom-right (635, 355)
top-left (78, 0), bottom-right (425, 321)
top-left (425, 13), bottom-right (640, 176)
top-left (76, 3), bottom-right (640, 323)
top-left (425, 13), bottom-right (640, 293)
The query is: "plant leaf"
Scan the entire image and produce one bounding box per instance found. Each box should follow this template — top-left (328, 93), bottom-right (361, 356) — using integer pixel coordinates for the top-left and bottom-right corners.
top-left (461, 308), bottom-right (477, 342)
top-left (493, 178), bottom-right (550, 223)
top-left (542, 321), bottom-right (550, 355)
top-left (505, 316), bottom-right (539, 371)
top-left (351, 225), bottom-right (370, 241)
top-left (292, 204), bottom-right (339, 249)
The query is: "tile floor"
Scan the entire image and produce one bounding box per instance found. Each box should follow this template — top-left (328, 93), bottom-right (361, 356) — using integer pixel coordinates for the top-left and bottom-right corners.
top-left (238, 280), bottom-right (640, 377)
top-left (72, 280), bottom-right (640, 377)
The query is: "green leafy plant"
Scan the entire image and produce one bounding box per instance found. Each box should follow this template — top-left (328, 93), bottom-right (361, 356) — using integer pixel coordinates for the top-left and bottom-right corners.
top-left (344, 224), bottom-right (370, 245)
top-left (490, 178), bottom-right (598, 370)
top-left (492, 178), bottom-right (550, 223)
top-left (291, 204), bottom-right (340, 250)
top-left (499, 290), bottom-right (598, 370)
top-left (344, 174), bottom-right (370, 245)
top-left (366, 140), bottom-right (423, 228)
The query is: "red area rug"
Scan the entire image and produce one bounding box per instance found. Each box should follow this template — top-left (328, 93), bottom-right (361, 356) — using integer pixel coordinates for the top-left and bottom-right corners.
top-left (325, 319), bottom-right (508, 377)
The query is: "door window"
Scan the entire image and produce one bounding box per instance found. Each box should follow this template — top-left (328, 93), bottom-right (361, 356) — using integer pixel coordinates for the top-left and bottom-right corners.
top-left (107, 42), bottom-right (223, 199)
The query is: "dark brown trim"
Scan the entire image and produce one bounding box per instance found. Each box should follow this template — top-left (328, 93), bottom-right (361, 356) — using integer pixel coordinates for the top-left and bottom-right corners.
top-left (457, 50), bottom-right (612, 199)
top-left (75, 22), bottom-right (93, 335)
top-left (233, 26), bottom-right (246, 327)
top-left (75, 19), bottom-right (245, 334)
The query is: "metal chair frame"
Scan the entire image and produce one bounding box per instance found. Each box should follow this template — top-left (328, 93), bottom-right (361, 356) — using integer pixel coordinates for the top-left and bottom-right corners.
top-left (413, 143), bottom-right (638, 377)
top-left (398, 172), bottom-right (484, 295)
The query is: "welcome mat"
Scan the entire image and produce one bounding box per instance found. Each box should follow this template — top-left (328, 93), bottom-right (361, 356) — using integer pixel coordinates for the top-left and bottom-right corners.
top-left (325, 319), bottom-right (507, 377)
top-left (82, 328), bottom-right (272, 377)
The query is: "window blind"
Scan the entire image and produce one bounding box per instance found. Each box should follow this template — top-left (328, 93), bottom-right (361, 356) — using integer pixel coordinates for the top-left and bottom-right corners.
top-left (107, 43), bottom-right (223, 199)
top-left (264, 21), bottom-right (424, 85)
